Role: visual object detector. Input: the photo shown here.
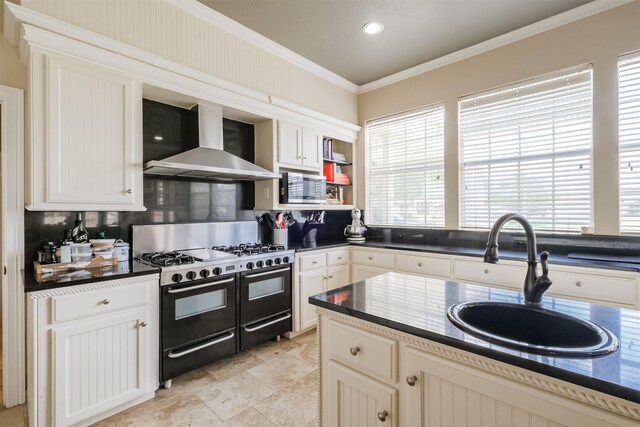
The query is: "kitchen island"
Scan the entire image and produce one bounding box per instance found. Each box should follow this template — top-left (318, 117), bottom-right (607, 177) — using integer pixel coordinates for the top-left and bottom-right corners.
top-left (309, 272), bottom-right (640, 426)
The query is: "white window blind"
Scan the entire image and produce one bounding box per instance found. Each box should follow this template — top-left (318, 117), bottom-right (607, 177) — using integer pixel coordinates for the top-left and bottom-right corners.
top-left (619, 52), bottom-right (640, 234)
top-left (459, 65), bottom-right (593, 233)
top-left (366, 105), bottom-right (445, 227)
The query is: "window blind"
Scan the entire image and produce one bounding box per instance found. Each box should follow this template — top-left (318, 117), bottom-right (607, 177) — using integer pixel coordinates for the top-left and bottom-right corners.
top-left (459, 66), bottom-right (593, 233)
top-left (366, 105), bottom-right (445, 227)
top-left (619, 52), bottom-right (640, 234)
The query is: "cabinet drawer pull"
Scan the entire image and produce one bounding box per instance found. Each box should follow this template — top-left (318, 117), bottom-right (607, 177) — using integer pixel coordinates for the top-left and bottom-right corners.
top-left (576, 281), bottom-right (583, 287)
top-left (312, 261), bottom-right (318, 265)
top-left (418, 262), bottom-right (423, 267)
top-left (303, 156), bottom-right (307, 160)
top-left (140, 321), bottom-right (148, 328)
top-left (101, 299), bottom-right (110, 305)
top-left (323, 276), bottom-right (328, 280)
top-left (368, 256), bottom-right (373, 261)
top-left (338, 257), bottom-right (343, 260)
top-left (350, 346), bottom-right (360, 356)
top-left (484, 269), bottom-right (489, 274)
top-left (125, 188), bottom-right (132, 194)
top-left (328, 275), bottom-right (333, 279)
top-left (406, 375), bottom-right (417, 386)
top-left (377, 410), bottom-right (388, 422)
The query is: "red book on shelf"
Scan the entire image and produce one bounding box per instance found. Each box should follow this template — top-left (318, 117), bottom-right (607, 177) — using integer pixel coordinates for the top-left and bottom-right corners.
top-left (334, 173), bottom-right (351, 184)
top-left (323, 163), bottom-right (336, 182)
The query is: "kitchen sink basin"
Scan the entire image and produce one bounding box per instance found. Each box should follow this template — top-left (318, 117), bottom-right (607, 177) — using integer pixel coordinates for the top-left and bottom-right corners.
top-left (447, 301), bottom-right (619, 357)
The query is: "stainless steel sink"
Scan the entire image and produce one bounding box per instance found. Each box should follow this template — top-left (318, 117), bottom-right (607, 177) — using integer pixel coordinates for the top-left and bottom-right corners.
top-left (447, 301), bottom-right (619, 357)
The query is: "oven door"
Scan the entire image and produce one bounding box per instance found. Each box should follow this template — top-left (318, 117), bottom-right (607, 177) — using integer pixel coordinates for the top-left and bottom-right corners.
top-left (240, 265), bottom-right (292, 324)
top-left (162, 274), bottom-right (236, 350)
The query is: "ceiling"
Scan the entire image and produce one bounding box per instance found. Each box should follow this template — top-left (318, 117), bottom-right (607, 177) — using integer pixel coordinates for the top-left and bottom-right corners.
top-left (197, 0), bottom-right (594, 86)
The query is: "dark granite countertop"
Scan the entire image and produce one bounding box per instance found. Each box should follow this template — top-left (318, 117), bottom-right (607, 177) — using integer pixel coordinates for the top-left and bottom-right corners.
top-left (23, 260), bottom-right (160, 293)
top-left (310, 272), bottom-right (640, 404)
top-left (291, 239), bottom-right (640, 272)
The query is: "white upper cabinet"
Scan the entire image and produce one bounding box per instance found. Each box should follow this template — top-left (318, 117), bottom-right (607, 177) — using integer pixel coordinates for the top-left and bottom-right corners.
top-left (27, 51), bottom-right (145, 211)
top-left (277, 120), bottom-right (322, 170)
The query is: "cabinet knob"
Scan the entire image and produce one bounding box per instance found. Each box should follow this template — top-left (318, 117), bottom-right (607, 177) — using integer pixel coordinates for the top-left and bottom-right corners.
top-left (297, 155), bottom-right (302, 159)
top-left (125, 188), bottom-right (132, 194)
top-left (406, 375), bottom-right (418, 386)
top-left (484, 269), bottom-right (489, 274)
top-left (312, 261), bottom-right (318, 265)
top-left (349, 346), bottom-right (360, 356)
top-left (101, 299), bottom-right (110, 305)
top-left (576, 281), bottom-right (583, 287)
top-left (323, 276), bottom-right (328, 280)
top-left (329, 275), bottom-right (333, 279)
top-left (377, 410), bottom-right (389, 422)
top-left (140, 322), bottom-right (148, 328)
top-left (303, 156), bottom-right (307, 160)
top-left (338, 257), bottom-right (342, 260)
top-left (418, 262), bottom-right (423, 267)
top-left (368, 256), bottom-right (373, 261)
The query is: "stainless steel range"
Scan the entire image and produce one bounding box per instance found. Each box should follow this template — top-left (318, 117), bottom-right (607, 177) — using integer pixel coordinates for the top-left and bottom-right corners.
top-left (133, 222), bottom-right (294, 388)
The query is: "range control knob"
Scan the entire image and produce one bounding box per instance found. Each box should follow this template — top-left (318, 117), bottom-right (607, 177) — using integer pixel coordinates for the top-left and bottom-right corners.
top-left (212, 267), bottom-right (222, 276)
top-left (246, 262), bottom-right (255, 270)
top-left (172, 273), bottom-right (183, 283)
top-left (274, 257), bottom-right (281, 265)
top-left (186, 271), bottom-right (197, 280)
top-left (256, 260), bottom-right (264, 268)
top-left (265, 259), bottom-right (273, 267)
top-left (282, 256), bottom-right (290, 263)
top-left (200, 269), bottom-right (210, 278)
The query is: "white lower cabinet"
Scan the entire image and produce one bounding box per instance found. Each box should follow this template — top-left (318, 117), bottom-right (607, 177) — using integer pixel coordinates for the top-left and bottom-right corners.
top-left (352, 264), bottom-right (391, 282)
top-left (294, 248), bottom-right (352, 333)
top-left (320, 313), bottom-right (638, 427)
top-left (28, 274), bottom-right (159, 426)
top-left (325, 360), bottom-right (398, 427)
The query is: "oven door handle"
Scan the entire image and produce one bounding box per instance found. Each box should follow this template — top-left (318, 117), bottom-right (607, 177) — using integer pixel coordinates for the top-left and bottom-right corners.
top-left (167, 277), bottom-right (234, 294)
top-left (243, 266), bottom-right (291, 279)
top-left (243, 312), bottom-right (292, 332)
top-left (167, 331), bottom-right (235, 359)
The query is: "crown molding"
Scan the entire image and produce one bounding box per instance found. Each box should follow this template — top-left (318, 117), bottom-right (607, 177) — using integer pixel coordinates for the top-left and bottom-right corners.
top-left (167, 0), bottom-right (359, 94)
top-left (357, 0), bottom-right (636, 94)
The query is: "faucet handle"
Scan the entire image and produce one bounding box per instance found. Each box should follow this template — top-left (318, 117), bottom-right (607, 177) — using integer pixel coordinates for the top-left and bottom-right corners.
top-left (540, 251), bottom-right (549, 276)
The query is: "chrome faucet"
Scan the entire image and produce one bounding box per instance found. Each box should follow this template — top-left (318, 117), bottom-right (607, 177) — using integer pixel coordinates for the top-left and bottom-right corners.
top-left (484, 213), bottom-right (552, 306)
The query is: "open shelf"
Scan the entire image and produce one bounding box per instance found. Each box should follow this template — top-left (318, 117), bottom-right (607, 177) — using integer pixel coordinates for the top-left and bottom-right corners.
top-left (326, 181), bottom-right (351, 186)
top-left (323, 158), bottom-right (352, 166)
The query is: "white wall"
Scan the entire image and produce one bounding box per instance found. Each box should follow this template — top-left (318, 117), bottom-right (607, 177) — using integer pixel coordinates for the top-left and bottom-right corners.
top-left (357, 1), bottom-right (640, 236)
top-left (19, 0), bottom-right (358, 124)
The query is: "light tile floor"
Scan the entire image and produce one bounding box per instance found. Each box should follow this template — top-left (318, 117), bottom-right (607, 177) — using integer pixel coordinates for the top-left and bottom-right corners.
top-left (95, 330), bottom-right (319, 426)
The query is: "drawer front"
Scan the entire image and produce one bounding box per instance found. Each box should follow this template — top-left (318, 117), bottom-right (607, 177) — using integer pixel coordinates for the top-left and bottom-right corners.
top-left (299, 252), bottom-right (327, 272)
top-left (453, 259), bottom-right (525, 289)
top-left (52, 282), bottom-right (148, 323)
top-left (326, 320), bottom-right (397, 381)
top-left (352, 250), bottom-right (394, 269)
top-left (550, 271), bottom-right (636, 305)
top-left (395, 254), bottom-right (451, 277)
top-left (327, 249), bottom-right (350, 266)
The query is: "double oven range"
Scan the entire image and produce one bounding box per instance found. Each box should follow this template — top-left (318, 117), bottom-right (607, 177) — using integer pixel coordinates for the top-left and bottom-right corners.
top-left (133, 222), bottom-right (294, 388)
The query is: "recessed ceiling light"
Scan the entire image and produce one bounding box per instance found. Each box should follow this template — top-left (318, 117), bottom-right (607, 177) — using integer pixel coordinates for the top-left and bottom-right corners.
top-left (362, 22), bottom-right (384, 35)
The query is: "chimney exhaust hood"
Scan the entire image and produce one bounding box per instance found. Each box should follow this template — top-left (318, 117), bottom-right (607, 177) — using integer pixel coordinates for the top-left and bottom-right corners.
top-left (143, 104), bottom-right (281, 181)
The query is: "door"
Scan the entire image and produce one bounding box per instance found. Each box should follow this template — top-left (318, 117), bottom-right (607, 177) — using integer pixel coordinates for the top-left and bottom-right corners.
top-left (277, 120), bottom-right (302, 167)
top-left (240, 266), bottom-right (292, 324)
top-left (352, 265), bottom-right (391, 282)
top-left (324, 360), bottom-right (397, 427)
top-left (403, 346), bottom-right (607, 427)
top-left (299, 269), bottom-right (327, 330)
top-left (301, 127), bottom-right (322, 168)
top-left (46, 54), bottom-right (142, 207)
top-left (327, 265), bottom-right (350, 291)
top-left (52, 308), bottom-right (149, 426)
top-left (162, 275), bottom-right (236, 349)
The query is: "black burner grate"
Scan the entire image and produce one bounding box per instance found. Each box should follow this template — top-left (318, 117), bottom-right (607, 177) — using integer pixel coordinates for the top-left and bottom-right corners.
top-left (141, 251), bottom-right (196, 266)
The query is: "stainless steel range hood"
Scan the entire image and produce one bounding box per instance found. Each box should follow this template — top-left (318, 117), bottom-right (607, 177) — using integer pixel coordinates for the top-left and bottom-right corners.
top-left (143, 104), bottom-right (280, 181)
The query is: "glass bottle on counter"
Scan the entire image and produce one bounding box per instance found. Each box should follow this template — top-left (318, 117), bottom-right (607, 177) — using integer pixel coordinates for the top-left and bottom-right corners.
top-left (71, 213), bottom-right (89, 243)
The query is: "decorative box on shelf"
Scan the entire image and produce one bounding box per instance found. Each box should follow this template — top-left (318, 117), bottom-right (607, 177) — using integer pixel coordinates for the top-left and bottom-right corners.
top-left (323, 163), bottom-right (351, 185)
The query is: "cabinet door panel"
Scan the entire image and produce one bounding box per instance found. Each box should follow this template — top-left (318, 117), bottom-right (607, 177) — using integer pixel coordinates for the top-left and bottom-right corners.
top-left (53, 308), bottom-right (148, 426)
top-left (325, 360), bottom-right (397, 427)
top-left (299, 270), bottom-right (326, 330)
top-left (301, 128), bottom-right (322, 168)
top-left (327, 265), bottom-right (350, 291)
top-left (352, 265), bottom-right (391, 282)
top-left (277, 120), bottom-right (302, 167)
top-left (403, 347), bottom-right (613, 427)
top-left (47, 55), bottom-right (139, 205)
